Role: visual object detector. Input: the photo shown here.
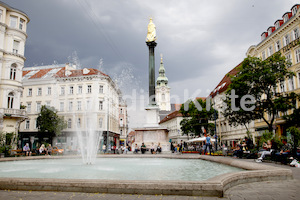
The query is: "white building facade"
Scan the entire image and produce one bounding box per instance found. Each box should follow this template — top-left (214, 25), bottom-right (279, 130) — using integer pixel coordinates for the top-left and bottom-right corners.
top-left (20, 64), bottom-right (123, 151)
top-left (0, 2), bottom-right (29, 147)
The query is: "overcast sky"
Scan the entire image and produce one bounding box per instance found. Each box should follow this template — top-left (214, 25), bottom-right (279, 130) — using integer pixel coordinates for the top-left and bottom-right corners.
top-left (3, 0), bottom-right (299, 128)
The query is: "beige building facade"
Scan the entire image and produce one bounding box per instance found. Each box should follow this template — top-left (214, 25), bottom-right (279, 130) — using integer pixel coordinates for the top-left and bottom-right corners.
top-left (0, 2), bottom-right (29, 146)
top-left (246, 4), bottom-right (300, 137)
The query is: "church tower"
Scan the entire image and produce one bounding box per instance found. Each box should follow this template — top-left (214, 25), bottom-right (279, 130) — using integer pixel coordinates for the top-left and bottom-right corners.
top-left (156, 54), bottom-right (171, 111)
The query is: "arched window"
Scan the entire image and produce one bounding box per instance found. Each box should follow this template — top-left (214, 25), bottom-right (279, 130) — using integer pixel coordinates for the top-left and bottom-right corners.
top-left (7, 92), bottom-right (14, 108)
top-left (10, 63), bottom-right (17, 80)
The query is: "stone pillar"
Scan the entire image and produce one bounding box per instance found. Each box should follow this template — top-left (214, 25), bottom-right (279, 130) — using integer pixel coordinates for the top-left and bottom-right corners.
top-left (146, 41), bottom-right (157, 106)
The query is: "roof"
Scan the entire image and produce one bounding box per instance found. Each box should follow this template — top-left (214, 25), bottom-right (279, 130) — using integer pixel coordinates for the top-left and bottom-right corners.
top-left (0, 1), bottom-right (30, 22)
top-left (22, 64), bottom-right (108, 80)
top-left (209, 62), bottom-right (242, 98)
top-left (196, 97), bottom-right (206, 101)
top-left (159, 110), bottom-right (183, 124)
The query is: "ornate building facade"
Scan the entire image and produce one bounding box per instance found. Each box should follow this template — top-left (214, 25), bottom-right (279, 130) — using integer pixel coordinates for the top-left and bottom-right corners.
top-left (20, 63), bottom-right (125, 150)
top-left (0, 2), bottom-right (29, 146)
top-left (246, 4), bottom-right (300, 137)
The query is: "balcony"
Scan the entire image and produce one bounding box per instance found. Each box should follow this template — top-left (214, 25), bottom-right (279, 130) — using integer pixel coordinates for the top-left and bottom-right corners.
top-left (0, 108), bottom-right (26, 118)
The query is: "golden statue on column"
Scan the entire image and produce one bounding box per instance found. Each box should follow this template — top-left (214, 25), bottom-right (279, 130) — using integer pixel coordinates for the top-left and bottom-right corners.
top-left (146, 17), bottom-right (156, 42)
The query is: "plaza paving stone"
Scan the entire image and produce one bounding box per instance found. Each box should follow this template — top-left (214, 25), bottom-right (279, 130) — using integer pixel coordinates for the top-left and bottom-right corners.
top-left (0, 155), bottom-right (299, 199)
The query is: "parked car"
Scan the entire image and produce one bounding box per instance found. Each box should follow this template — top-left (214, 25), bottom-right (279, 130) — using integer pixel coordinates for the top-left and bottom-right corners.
top-left (52, 146), bottom-right (64, 155)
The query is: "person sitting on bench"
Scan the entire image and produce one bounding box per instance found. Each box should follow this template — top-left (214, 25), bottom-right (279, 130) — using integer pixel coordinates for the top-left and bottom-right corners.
top-left (23, 143), bottom-right (32, 156)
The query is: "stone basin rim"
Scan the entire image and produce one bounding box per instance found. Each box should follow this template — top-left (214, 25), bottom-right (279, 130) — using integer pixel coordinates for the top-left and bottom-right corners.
top-left (0, 155), bottom-right (293, 197)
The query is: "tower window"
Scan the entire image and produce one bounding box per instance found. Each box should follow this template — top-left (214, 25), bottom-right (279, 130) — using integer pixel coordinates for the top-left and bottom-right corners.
top-left (10, 64), bottom-right (17, 80)
top-left (10, 16), bottom-right (17, 28)
top-left (19, 18), bottom-right (25, 30)
top-left (7, 92), bottom-right (14, 109)
top-left (13, 40), bottom-right (20, 54)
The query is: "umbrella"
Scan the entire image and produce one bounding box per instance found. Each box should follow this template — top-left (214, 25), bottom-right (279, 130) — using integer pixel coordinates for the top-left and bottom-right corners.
top-left (187, 136), bottom-right (216, 143)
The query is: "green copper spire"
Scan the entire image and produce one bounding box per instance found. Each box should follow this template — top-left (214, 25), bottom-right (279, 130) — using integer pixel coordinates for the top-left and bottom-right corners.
top-left (156, 54), bottom-right (168, 87)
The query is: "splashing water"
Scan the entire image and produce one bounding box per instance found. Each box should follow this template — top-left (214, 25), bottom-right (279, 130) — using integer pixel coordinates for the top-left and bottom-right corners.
top-left (75, 97), bottom-right (102, 165)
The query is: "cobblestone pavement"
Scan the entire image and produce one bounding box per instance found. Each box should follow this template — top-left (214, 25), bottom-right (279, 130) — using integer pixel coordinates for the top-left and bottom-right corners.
top-left (0, 156), bottom-right (299, 200)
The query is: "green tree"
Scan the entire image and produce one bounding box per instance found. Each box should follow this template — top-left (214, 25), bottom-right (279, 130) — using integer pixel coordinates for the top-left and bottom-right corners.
top-left (179, 98), bottom-right (217, 137)
top-left (223, 52), bottom-right (298, 133)
top-left (37, 105), bottom-right (67, 143)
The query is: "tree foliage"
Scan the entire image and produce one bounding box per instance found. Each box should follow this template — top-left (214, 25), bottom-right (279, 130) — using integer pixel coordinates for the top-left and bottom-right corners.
top-left (37, 105), bottom-right (67, 142)
top-left (179, 98), bottom-right (217, 137)
top-left (223, 52), bottom-right (298, 132)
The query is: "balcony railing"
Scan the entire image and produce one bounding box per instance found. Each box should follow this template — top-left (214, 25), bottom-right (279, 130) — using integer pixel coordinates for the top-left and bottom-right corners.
top-left (0, 108), bottom-right (26, 117)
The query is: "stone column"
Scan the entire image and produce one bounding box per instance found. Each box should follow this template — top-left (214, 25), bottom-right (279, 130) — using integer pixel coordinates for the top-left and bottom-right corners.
top-left (146, 41), bottom-right (157, 106)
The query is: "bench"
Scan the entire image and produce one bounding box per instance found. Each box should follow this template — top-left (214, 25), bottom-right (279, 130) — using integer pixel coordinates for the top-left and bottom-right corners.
top-left (10, 149), bottom-right (37, 156)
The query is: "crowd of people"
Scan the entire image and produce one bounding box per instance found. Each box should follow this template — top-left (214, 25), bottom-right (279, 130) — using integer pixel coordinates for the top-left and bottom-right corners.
top-left (22, 143), bottom-right (54, 156)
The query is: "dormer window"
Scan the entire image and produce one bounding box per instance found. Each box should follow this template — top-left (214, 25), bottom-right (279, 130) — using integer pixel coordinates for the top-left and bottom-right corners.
top-left (292, 6), bottom-right (298, 16)
top-left (283, 13), bottom-right (291, 23)
top-left (267, 27), bottom-right (274, 36)
top-left (275, 22), bottom-right (279, 29)
top-left (261, 32), bottom-right (268, 41)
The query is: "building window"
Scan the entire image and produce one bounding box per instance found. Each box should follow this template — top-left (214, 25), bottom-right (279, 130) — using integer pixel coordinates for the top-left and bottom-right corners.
top-left (298, 73), bottom-right (300, 88)
top-left (69, 86), bottom-right (73, 94)
top-left (13, 40), bottom-right (20, 54)
top-left (46, 101), bottom-right (51, 107)
top-left (294, 28), bottom-right (299, 40)
top-left (120, 129), bottom-right (123, 135)
top-left (0, 10), bottom-right (2, 22)
top-left (162, 93), bottom-right (165, 101)
top-left (275, 41), bottom-right (281, 52)
top-left (77, 101), bottom-right (81, 111)
top-left (25, 120), bottom-right (30, 130)
top-left (283, 14), bottom-right (289, 23)
top-left (7, 92), bottom-right (14, 109)
top-left (280, 81), bottom-right (285, 92)
top-left (60, 102), bottom-right (64, 112)
top-left (289, 77), bottom-right (295, 91)
top-left (286, 54), bottom-right (292, 65)
top-left (37, 102), bottom-right (41, 112)
top-left (262, 51), bottom-right (266, 60)
top-left (69, 101), bottom-right (73, 111)
top-left (99, 85), bottom-right (104, 93)
top-left (120, 118), bottom-right (123, 127)
top-left (99, 101), bottom-right (103, 110)
top-left (60, 87), bottom-right (65, 95)
top-left (10, 64), bottom-right (17, 80)
top-left (77, 118), bottom-right (81, 128)
top-left (275, 21), bottom-right (280, 29)
top-left (35, 119), bottom-right (38, 129)
top-left (87, 85), bottom-right (92, 93)
top-left (78, 85), bottom-right (82, 94)
top-left (99, 118), bottom-right (103, 128)
top-left (27, 103), bottom-right (31, 113)
top-left (284, 34), bottom-right (290, 46)
top-left (86, 100), bottom-right (90, 110)
top-left (19, 18), bottom-right (25, 30)
top-left (10, 16), bottom-right (18, 28)
top-left (28, 88), bottom-right (32, 96)
top-left (292, 6), bottom-right (298, 16)
top-left (47, 87), bottom-right (51, 95)
top-left (120, 108), bottom-right (123, 114)
top-left (67, 119), bottom-right (72, 129)
top-left (296, 48), bottom-right (300, 63)
top-left (37, 88), bottom-right (42, 96)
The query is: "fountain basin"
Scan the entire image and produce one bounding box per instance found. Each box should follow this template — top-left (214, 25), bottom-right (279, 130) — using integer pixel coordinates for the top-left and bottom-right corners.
top-left (0, 155), bottom-right (293, 197)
